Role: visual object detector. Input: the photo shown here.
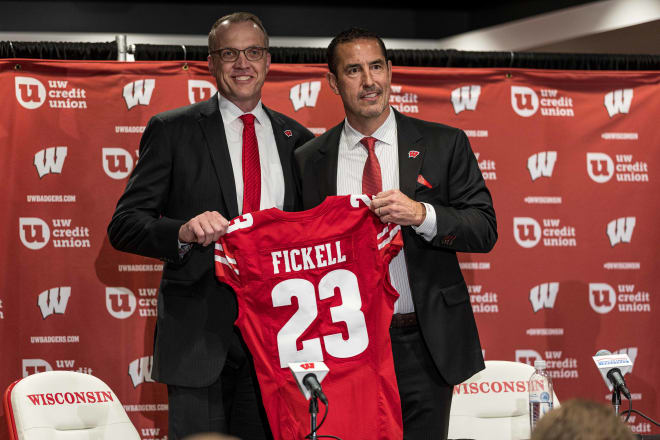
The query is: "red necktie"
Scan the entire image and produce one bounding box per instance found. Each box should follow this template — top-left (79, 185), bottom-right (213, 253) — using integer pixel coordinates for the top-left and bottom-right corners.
top-left (240, 113), bottom-right (261, 214)
top-left (360, 136), bottom-right (382, 195)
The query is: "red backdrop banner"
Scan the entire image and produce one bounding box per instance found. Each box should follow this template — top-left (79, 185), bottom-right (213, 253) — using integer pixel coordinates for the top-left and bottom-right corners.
top-left (1, 59), bottom-right (658, 439)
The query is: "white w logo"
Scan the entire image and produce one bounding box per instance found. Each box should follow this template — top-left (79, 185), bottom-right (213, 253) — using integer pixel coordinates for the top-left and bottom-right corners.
top-left (128, 356), bottom-right (155, 387)
top-left (34, 147), bottom-right (67, 178)
top-left (37, 287), bottom-right (71, 319)
top-left (123, 79), bottom-right (155, 110)
top-left (604, 89), bottom-right (633, 117)
top-left (606, 217), bottom-right (635, 246)
top-left (290, 81), bottom-right (321, 111)
top-left (451, 85), bottom-right (481, 114)
top-left (529, 283), bottom-right (559, 312)
top-left (527, 151), bottom-right (557, 181)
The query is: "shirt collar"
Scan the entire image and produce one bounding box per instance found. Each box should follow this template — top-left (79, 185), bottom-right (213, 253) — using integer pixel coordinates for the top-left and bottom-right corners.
top-left (218, 94), bottom-right (267, 125)
top-left (343, 106), bottom-right (396, 150)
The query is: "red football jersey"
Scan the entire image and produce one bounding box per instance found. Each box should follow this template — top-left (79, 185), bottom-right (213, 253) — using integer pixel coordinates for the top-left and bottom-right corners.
top-left (215, 195), bottom-right (404, 440)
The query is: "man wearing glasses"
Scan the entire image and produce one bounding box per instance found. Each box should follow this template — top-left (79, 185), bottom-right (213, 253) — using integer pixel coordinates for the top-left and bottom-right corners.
top-left (108, 12), bottom-right (313, 440)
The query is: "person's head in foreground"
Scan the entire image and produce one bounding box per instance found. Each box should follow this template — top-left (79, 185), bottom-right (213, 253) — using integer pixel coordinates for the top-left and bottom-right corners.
top-left (531, 399), bottom-right (634, 440)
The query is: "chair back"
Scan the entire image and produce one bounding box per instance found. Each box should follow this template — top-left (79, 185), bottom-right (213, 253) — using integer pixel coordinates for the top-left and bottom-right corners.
top-left (448, 360), bottom-right (560, 440)
top-left (3, 370), bottom-right (141, 440)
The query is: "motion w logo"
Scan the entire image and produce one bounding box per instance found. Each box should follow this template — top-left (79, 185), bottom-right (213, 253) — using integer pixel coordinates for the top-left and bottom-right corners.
top-left (37, 287), bottom-right (71, 319)
top-left (529, 283), bottom-right (559, 312)
top-left (606, 217), bottom-right (635, 246)
top-left (128, 356), bottom-right (155, 387)
top-left (290, 81), bottom-right (321, 111)
top-left (34, 147), bottom-right (67, 178)
top-left (451, 85), bottom-right (481, 114)
top-left (123, 79), bottom-right (155, 110)
top-left (527, 151), bottom-right (557, 181)
top-left (604, 89), bottom-right (633, 117)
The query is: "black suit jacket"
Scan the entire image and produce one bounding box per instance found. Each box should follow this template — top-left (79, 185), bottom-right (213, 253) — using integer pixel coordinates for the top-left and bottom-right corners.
top-left (108, 94), bottom-right (314, 387)
top-left (294, 110), bottom-right (496, 385)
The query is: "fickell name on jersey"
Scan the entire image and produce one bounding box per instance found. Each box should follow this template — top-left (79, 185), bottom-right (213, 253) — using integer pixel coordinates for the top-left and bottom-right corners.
top-left (270, 239), bottom-right (350, 275)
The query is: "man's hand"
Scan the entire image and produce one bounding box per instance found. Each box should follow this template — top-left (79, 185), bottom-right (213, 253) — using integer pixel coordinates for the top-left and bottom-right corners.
top-left (370, 189), bottom-right (426, 226)
top-left (178, 211), bottom-right (230, 246)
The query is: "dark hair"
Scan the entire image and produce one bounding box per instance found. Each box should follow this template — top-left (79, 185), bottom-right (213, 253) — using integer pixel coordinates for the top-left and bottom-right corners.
top-left (208, 12), bottom-right (269, 51)
top-left (327, 28), bottom-right (387, 75)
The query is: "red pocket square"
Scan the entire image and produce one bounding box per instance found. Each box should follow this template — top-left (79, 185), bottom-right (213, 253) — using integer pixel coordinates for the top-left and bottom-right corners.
top-left (417, 174), bottom-right (432, 189)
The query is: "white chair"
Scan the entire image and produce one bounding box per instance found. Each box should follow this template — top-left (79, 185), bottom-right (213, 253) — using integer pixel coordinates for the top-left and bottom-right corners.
top-left (448, 360), bottom-right (560, 440)
top-left (4, 370), bottom-right (140, 439)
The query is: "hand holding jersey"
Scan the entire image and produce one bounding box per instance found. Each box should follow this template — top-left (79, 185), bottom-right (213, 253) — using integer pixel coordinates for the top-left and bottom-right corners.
top-left (370, 189), bottom-right (426, 226)
top-left (178, 210), bottom-right (230, 246)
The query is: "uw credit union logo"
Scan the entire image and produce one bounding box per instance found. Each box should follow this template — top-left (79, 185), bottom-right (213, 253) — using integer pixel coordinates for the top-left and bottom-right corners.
top-left (15, 77), bottom-right (46, 109)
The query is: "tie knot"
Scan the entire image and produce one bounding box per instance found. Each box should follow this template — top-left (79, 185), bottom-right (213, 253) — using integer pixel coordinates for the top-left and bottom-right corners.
top-left (360, 136), bottom-right (378, 152)
top-left (240, 113), bottom-right (256, 126)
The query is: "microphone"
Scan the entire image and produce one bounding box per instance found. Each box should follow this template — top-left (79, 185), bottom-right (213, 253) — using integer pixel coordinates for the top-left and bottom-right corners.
top-left (592, 349), bottom-right (632, 399)
top-left (289, 361), bottom-right (329, 404)
top-left (303, 373), bottom-right (328, 405)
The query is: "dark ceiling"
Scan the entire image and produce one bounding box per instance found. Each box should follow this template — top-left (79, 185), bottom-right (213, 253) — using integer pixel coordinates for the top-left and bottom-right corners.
top-left (2, 0), bottom-right (600, 39)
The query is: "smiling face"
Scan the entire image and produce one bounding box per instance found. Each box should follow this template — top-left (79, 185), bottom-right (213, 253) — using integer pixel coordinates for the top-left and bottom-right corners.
top-left (208, 20), bottom-right (271, 112)
top-left (327, 38), bottom-right (392, 134)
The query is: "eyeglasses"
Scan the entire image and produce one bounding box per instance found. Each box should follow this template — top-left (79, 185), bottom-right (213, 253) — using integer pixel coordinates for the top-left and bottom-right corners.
top-left (209, 46), bottom-right (268, 62)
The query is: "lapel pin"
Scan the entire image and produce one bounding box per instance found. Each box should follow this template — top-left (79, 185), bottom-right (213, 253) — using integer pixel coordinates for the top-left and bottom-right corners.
top-left (408, 150), bottom-right (420, 158)
top-left (284, 129), bottom-right (293, 138)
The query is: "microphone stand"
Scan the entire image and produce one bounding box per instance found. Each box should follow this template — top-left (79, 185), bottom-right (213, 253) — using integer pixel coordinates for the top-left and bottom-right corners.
top-left (309, 394), bottom-right (319, 440)
top-left (611, 386), bottom-right (621, 415)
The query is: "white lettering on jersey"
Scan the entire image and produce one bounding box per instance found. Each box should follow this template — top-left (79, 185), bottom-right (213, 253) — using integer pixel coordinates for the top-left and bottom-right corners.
top-left (350, 194), bottom-right (371, 207)
top-left (271, 240), bottom-right (346, 274)
top-left (272, 269), bottom-right (369, 368)
top-left (227, 213), bottom-right (253, 233)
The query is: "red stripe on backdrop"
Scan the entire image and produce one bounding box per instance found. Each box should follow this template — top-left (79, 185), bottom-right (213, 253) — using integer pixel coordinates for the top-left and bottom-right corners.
top-left (1, 59), bottom-right (658, 438)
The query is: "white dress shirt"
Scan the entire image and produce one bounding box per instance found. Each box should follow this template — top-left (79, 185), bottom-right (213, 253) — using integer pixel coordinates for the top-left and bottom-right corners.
top-left (219, 95), bottom-right (284, 214)
top-left (336, 107), bottom-right (437, 314)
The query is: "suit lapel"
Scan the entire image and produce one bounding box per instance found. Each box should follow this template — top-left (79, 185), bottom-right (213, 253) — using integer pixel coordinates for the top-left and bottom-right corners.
top-left (197, 94), bottom-right (239, 219)
top-left (316, 122), bottom-right (343, 201)
top-left (395, 110), bottom-right (424, 198)
top-left (263, 106), bottom-right (297, 211)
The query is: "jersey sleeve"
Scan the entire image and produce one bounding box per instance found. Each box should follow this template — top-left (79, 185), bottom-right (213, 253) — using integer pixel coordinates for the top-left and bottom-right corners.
top-left (376, 222), bottom-right (403, 266)
top-left (214, 236), bottom-right (241, 291)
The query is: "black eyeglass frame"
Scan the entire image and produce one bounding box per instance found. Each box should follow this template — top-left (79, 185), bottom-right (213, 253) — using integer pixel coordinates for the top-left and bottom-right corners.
top-left (208, 46), bottom-right (269, 62)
